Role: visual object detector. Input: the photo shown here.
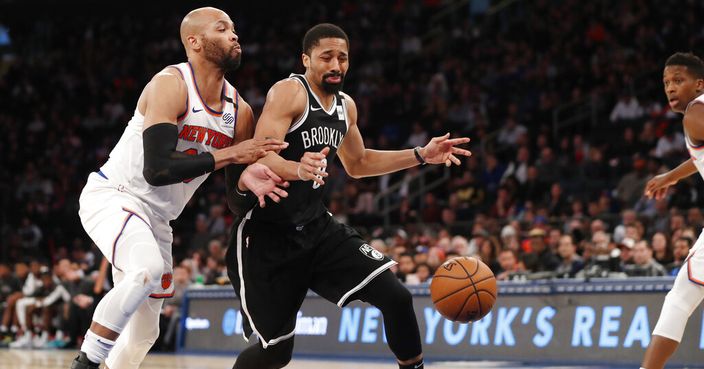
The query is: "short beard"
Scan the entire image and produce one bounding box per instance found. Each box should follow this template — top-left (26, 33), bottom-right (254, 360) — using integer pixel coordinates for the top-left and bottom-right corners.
top-left (203, 38), bottom-right (241, 72)
top-left (321, 72), bottom-right (345, 94)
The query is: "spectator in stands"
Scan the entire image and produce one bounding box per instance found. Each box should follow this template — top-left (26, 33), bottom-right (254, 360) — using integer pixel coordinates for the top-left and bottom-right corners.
top-left (555, 235), bottom-right (585, 278)
top-left (413, 264), bottom-right (432, 284)
top-left (536, 147), bottom-right (560, 188)
top-left (523, 228), bottom-right (559, 273)
top-left (609, 92), bottom-right (644, 124)
top-left (624, 240), bottom-right (667, 277)
top-left (497, 117), bottom-right (527, 149)
top-left (687, 207), bottom-right (704, 230)
top-left (63, 260), bottom-right (108, 349)
top-left (651, 232), bottom-right (674, 267)
top-left (547, 183), bottom-right (569, 217)
top-left (616, 237), bottom-right (636, 270)
top-left (481, 154), bottom-right (506, 196)
top-left (190, 214), bottom-right (212, 252)
top-left (500, 224), bottom-right (521, 254)
top-left (0, 263), bottom-right (21, 343)
top-left (668, 237), bottom-right (693, 276)
top-left (477, 237), bottom-right (501, 274)
top-left (616, 158), bottom-right (650, 207)
top-left (654, 125), bottom-right (686, 163)
top-left (496, 249), bottom-right (523, 281)
top-left (613, 209), bottom-right (637, 244)
top-left (405, 122), bottom-right (429, 148)
top-left (396, 253), bottom-right (417, 283)
top-left (669, 212), bottom-right (686, 235)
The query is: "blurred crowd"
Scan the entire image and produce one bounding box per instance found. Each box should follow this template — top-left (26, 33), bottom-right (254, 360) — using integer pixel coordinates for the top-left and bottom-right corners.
top-left (3, 0), bottom-right (704, 350)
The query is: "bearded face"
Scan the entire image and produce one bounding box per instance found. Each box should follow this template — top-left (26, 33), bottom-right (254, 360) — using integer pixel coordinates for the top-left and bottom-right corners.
top-left (321, 70), bottom-right (345, 94)
top-left (202, 36), bottom-right (241, 72)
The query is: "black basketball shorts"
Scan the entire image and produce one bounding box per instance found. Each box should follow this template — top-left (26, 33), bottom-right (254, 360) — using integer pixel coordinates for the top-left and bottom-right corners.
top-left (225, 211), bottom-right (396, 348)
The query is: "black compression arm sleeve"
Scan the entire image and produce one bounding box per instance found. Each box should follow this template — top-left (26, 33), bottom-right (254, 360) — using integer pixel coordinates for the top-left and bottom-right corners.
top-left (142, 123), bottom-right (216, 186)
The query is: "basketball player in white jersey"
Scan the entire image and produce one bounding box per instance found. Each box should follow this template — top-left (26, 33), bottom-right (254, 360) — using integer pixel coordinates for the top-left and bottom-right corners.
top-left (641, 52), bottom-right (704, 369)
top-left (70, 7), bottom-right (290, 369)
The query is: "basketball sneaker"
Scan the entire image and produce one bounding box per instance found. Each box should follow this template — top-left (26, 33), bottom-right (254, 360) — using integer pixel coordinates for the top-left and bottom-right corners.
top-left (9, 331), bottom-right (32, 349)
top-left (70, 352), bottom-right (99, 369)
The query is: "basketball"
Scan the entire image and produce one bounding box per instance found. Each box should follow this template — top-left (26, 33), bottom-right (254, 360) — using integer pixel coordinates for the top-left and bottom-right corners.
top-left (430, 256), bottom-right (497, 322)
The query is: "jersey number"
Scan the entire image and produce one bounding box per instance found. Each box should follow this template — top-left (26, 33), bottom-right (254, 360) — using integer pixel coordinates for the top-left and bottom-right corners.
top-left (312, 158), bottom-right (327, 189)
top-left (182, 148), bottom-right (198, 183)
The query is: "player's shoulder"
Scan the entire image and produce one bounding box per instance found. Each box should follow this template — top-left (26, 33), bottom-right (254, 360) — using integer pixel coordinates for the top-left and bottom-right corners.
top-left (267, 77), bottom-right (307, 103)
top-left (339, 91), bottom-right (355, 104)
top-left (236, 97), bottom-right (254, 118)
top-left (155, 65), bottom-right (185, 81)
top-left (272, 76), bottom-right (306, 93)
top-left (148, 66), bottom-right (187, 93)
top-left (339, 91), bottom-right (357, 112)
top-left (685, 100), bottom-right (704, 121)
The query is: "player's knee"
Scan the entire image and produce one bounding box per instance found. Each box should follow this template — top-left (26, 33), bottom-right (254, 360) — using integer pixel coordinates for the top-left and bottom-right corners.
top-left (267, 341), bottom-right (293, 368)
top-left (392, 283), bottom-right (413, 307)
top-left (380, 277), bottom-right (413, 311)
top-left (133, 260), bottom-right (164, 289)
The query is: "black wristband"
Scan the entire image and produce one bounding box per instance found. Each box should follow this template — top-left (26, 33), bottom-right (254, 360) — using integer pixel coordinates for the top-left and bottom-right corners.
top-left (414, 146), bottom-right (426, 165)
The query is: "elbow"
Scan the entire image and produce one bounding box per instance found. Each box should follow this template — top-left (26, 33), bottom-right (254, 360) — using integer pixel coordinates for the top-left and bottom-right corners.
top-left (348, 171), bottom-right (364, 179)
top-left (142, 168), bottom-right (170, 187)
top-left (346, 166), bottom-right (363, 179)
top-left (345, 160), bottom-right (366, 179)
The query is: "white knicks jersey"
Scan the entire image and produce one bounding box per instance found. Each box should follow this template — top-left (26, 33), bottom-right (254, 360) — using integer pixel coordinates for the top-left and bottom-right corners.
top-left (685, 94), bottom-right (704, 181)
top-left (98, 62), bottom-right (239, 221)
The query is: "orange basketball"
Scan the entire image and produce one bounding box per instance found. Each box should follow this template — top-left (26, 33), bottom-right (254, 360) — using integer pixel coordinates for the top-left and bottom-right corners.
top-left (430, 256), bottom-right (497, 322)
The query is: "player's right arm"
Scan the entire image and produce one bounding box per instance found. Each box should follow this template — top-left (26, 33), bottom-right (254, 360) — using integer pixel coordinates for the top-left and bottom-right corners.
top-left (140, 68), bottom-right (287, 186)
top-left (252, 79), bottom-right (328, 186)
top-left (644, 104), bottom-right (704, 199)
top-left (645, 159), bottom-right (696, 200)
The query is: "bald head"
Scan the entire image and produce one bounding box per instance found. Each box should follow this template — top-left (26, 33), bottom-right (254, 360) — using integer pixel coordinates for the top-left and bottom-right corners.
top-left (180, 7), bottom-right (231, 50)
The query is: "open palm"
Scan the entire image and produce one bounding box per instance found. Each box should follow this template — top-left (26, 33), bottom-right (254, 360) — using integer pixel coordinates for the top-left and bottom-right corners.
top-left (240, 163), bottom-right (290, 207)
top-left (422, 133), bottom-right (472, 166)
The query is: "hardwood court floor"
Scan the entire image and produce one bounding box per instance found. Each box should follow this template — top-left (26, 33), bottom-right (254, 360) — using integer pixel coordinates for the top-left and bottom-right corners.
top-left (0, 348), bottom-right (632, 369)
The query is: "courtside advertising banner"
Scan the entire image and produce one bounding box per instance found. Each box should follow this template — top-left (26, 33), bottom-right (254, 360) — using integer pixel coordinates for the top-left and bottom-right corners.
top-left (178, 278), bottom-right (703, 366)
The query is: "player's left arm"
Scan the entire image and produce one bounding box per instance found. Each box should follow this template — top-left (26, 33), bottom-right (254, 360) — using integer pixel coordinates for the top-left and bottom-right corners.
top-left (225, 100), bottom-right (289, 214)
top-left (337, 94), bottom-right (472, 178)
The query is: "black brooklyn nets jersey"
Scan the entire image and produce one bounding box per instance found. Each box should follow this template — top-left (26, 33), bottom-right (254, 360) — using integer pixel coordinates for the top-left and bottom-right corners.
top-left (250, 74), bottom-right (348, 226)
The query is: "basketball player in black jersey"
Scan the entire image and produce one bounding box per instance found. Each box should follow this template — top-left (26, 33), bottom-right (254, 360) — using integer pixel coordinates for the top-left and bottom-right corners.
top-left (226, 23), bottom-right (471, 369)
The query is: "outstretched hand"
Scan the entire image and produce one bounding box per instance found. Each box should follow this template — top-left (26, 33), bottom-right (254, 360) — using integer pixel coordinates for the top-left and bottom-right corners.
top-left (239, 163), bottom-right (289, 207)
top-left (644, 173), bottom-right (676, 200)
top-left (421, 133), bottom-right (472, 166)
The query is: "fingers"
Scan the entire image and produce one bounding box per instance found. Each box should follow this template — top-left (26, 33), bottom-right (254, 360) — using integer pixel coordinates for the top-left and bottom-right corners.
top-left (303, 151), bottom-right (327, 163)
top-left (270, 186), bottom-right (288, 200)
top-left (257, 195), bottom-right (266, 208)
top-left (320, 146), bottom-right (330, 156)
top-left (259, 137), bottom-right (288, 147)
top-left (263, 167), bottom-right (283, 183)
top-left (451, 147), bottom-right (472, 157)
top-left (266, 192), bottom-right (281, 203)
top-left (432, 133), bottom-right (451, 142)
top-left (259, 141), bottom-right (289, 152)
top-left (444, 137), bottom-right (471, 146)
top-left (448, 154), bottom-right (461, 166)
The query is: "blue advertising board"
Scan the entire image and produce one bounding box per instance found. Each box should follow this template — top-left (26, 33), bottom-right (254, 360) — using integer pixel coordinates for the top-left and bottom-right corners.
top-left (178, 278), bottom-right (703, 366)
